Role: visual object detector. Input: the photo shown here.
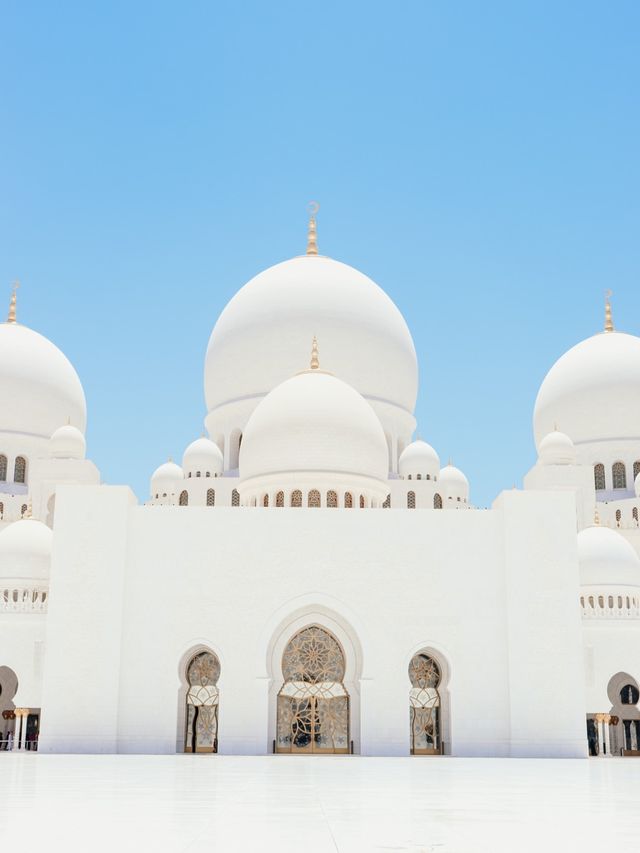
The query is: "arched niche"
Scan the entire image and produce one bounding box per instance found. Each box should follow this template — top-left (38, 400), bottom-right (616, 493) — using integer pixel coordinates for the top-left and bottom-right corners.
top-left (266, 606), bottom-right (363, 754)
top-left (405, 645), bottom-right (452, 755)
top-left (176, 644), bottom-right (223, 754)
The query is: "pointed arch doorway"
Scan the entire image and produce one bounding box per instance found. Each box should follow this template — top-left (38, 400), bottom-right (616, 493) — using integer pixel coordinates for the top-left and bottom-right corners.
top-left (276, 625), bottom-right (350, 753)
top-left (184, 651), bottom-right (220, 753)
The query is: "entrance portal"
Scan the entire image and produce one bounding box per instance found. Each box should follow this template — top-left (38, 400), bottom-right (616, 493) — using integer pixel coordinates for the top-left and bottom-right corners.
top-left (276, 625), bottom-right (349, 753)
top-left (184, 651), bottom-right (220, 753)
top-left (409, 652), bottom-right (442, 755)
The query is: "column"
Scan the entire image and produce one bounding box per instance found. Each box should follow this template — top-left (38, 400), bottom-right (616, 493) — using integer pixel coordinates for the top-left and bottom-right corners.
top-left (15, 708), bottom-right (28, 750)
top-left (603, 715), bottom-right (611, 756)
top-left (595, 714), bottom-right (605, 756)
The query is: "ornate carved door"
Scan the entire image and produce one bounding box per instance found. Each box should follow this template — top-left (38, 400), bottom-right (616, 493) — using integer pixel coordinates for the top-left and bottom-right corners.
top-left (277, 626), bottom-right (350, 754)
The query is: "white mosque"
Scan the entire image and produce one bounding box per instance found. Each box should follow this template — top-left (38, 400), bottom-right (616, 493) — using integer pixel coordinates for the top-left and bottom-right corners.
top-left (1, 212), bottom-right (640, 759)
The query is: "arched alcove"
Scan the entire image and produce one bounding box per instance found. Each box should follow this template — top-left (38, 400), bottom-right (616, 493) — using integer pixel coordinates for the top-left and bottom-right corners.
top-left (176, 645), bottom-right (222, 754)
top-left (405, 645), bottom-right (451, 755)
top-left (265, 605), bottom-right (363, 754)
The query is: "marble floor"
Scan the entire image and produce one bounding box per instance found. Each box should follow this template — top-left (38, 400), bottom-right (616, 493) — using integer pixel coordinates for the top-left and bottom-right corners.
top-left (0, 754), bottom-right (638, 852)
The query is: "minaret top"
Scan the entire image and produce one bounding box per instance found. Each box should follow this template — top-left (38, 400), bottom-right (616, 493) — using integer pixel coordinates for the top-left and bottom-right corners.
top-left (7, 280), bottom-right (19, 324)
top-left (306, 201), bottom-right (319, 256)
top-left (604, 289), bottom-right (614, 333)
top-left (310, 336), bottom-right (320, 370)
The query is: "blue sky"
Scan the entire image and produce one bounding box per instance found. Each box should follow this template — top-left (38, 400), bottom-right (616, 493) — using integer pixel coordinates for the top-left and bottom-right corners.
top-left (1, 1), bottom-right (639, 506)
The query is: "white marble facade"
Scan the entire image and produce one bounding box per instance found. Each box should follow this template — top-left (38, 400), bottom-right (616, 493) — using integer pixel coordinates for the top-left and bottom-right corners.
top-left (2, 219), bottom-right (640, 758)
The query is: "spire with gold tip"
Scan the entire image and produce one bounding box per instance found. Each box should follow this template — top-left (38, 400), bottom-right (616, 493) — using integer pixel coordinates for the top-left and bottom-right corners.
top-left (310, 336), bottom-right (320, 370)
top-left (7, 280), bottom-right (19, 324)
top-left (306, 201), bottom-right (319, 255)
top-left (604, 289), bottom-right (614, 333)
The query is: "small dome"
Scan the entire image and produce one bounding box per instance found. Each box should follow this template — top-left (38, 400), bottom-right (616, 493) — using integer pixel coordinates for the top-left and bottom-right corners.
top-left (538, 429), bottom-right (576, 465)
top-left (182, 437), bottom-right (223, 478)
top-left (635, 471), bottom-right (640, 499)
top-left (534, 330), bottom-right (640, 448)
top-left (0, 518), bottom-right (53, 582)
top-left (150, 460), bottom-right (184, 497)
top-left (439, 464), bottom-right (469, 502)
top-left (50, 424), bottom-right (86, 460)
top-left (399, 440), bottom-right (440, 479)
top-left (0, 321), bottom-right (86, 438)
top-left (240, 369), bottom-right (388, 485)
top-left (578, 524), bottom-right (640, 587)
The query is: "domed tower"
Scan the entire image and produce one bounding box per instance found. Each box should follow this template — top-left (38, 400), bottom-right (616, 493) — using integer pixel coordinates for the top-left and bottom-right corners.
top-left (531, 293), bottom-right (640, 534)
top-left (203, 209), bottom-right (418, 475)
top-left (0, 285), bottom-right (98, 526)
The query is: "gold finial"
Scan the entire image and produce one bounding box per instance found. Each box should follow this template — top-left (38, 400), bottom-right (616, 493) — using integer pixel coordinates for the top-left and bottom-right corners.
top-left (7, 280), bottom-right (19, 324)
top-left (310, 336), bottom-right (320, 370)
top-left (24, 500), bottom-right (33, 520)
top-left (306, 201), bottom-right (319, 256)
top-left (594, 507), bottom-right (600, 526)
top-left (604, 289), bottom-right (614, 333)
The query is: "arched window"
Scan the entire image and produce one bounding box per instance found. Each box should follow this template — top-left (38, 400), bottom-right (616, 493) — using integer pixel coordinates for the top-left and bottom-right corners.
top-left (206, 489), bottom-right (215, 506)
top-left (417, 474), bottom-right (422, 480)
top-left (359, 495), bottom-right (365, 508)
top-left (184, 651), bottom-right (220, 753)
top-left (382, 494), bottom-right (391, 508)
top-left (20, 504), bottom-right (27, 518)
top-left (276, 491), bottom-right (284, 507)
top-left (616, 509), bottom-right (622, 526)
top-left (633, 507), bottom-right (638, 525)
top-left (409, 653), bottom-right (442, 755)
top-left (276, 626), bottom-right (349, 753)
top-left (179, 490), bottom-right (188, 506)
top-left (231, 489), bottom-right (240, 507)
top-left (434, 493), bottom-right (442, 509)
top-left (327, 490), bottom-right (338, 508)
top-left (308, 489), bottom-right (321, 508)
top-left (14, 456), bottom-right (26, 484)
top-left (620, 684), bottom-right (640, 706)
top-left (344, 492), bottom-right (353, 509)
top-left (291, 490), bottom-right (302, 508)
top-left (263, 494), bottom-right (269, 507)
top-left (0, 455), bottom-right (6, 481)
top-left (407, 491), bottom-right (416, 509)
top-left (612, 462), bottom-right (627, 490)
top-left (634, 461), bottom-right (640, 481)
top-left (594, 464), bottom-right (605, 491)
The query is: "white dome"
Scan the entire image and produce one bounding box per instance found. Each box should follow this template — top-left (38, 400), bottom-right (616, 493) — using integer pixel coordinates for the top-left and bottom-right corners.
top-left (578, 524), bottom-right (640, 587)
top-left (150, 461), bottom-right (184, 497)
top-left (534, 331), bottom-right (640, 448)
top-left (0, 321), bottom-right (86, 438)
top-left (239, 369), bottom-right (388, 485)
top-left (0, 518), bottom-right (52, 582)
top-left (182, 437), bottom-right (223, 478)
top-left (204, 255), bottom-right (417, 432)
top-left (538, 430), bottom-right (576, 465)
top-left (50, 424), bottom-right (86, 460)
top-left (439, 464), bottom-right (469, 502)
top-left (399, 440), bottom-right (440, 479)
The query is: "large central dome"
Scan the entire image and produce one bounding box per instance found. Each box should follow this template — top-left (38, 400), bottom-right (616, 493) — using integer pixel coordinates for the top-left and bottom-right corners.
top-left (204, 255), bottom-right (418, 435)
